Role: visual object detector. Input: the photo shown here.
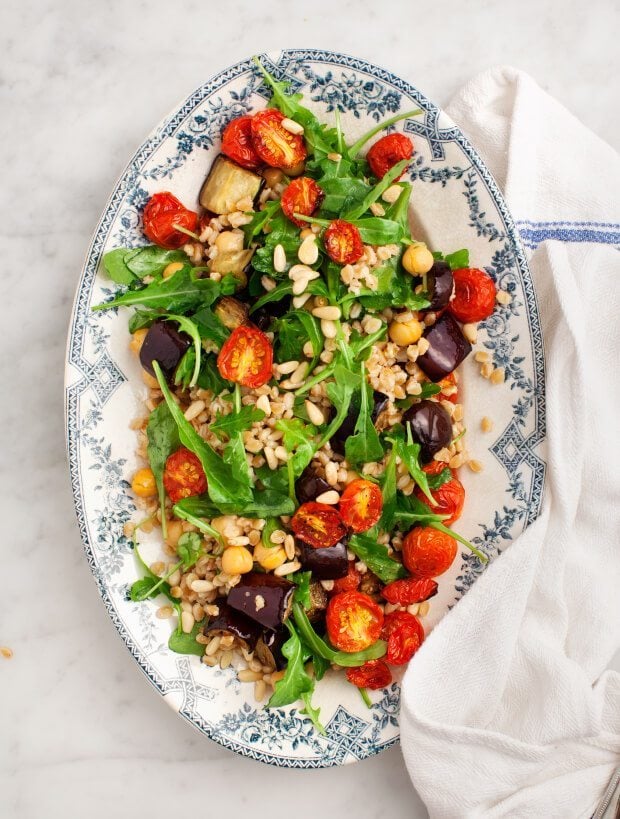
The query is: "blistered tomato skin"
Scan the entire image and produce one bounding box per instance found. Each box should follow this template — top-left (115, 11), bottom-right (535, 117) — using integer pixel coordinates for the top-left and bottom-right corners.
top-left (448, 267), bottom-right (497, 323)
top-left (381, 577), bottom-right (438, 606)
top-left (346, 659), bottom-right (392, 689)
top-left (217, 325), bottom-right (273, 388)
top-left (382, 610), bottom-right (424, 665)
top-left (291, 502), bottom-right (347, 549)
top-left (331, 561), bottom-right (362, 594)
top-left (250, 109), bottom-right (307, 170)
top-left (323, 220), bottom-right (364, 265)
top-left (326, 590), bottom-right (384, 652)
top-left (366, 133), bottom-right (413, 179)
top-left (221, 115), bottom-right (262, 170)
top-left (402, 526), bottom-right (457, 578)
top-left (163, 447), bottom-right (207, 503)
top-left (414, 463), bottom-right (465, 526)
top-left (143, 192), bottom-right (198, 250)
top-left (338, 479), bottom-right (383, 533)
top-left (281, 177), bottom-right (324, 227)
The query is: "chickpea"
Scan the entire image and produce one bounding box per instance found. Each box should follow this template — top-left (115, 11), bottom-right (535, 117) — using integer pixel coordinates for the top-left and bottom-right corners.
top-left (253, 541), bottom-right (287, 571)
top-left (389, 318), bottom-right (423, 346)
top-left (131, 468), bottom-right (157, 498)
top-left (402, 243), bottom-right (434, 276)
top-left (262, 167), bottom-right (285, 188)
top-left (129, 327), bottom-right (148, 356)
top-left (165, 519), bottom-right (184, 549)
top-left (221, 545), bottom-right (254, 575)
top-left (141, 369), bottom-right (160, 389)
top-left (162, 261), bottom-right (184, 279)
top-left (215, 230), bottom-right (244, 253)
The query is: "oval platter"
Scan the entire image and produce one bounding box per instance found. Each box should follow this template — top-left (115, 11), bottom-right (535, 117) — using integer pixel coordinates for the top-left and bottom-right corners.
top-left (65, 49), bottom-right (547, 767)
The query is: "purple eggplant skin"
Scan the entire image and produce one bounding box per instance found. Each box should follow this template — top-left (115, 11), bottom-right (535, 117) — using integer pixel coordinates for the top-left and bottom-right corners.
top-left (299, 540), bottom-right (349, 580)
top-left (417, 313), bottom-right (472, 382)
top-left (203, 602), bottom-right (262, 650)
top-left (426, 260), bottom-right (454, 311)
top-left (139, 319), bottom-right (191, 381)
top-left (402, 400), bottom-right (453, 463)
top-left (255, 627), bottom-right (289, 670)
top-left (295, 469), bottom-right (332, 504)
top-left (307, 581), bottom-right (328, 623)
top-left (330, 390), bottom-right (391, 455)
top-left (227, 573), bottom-right (294, 630)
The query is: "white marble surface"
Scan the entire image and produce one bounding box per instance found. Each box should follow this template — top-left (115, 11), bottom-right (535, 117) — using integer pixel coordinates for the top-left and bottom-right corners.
top-left (1, 1), bottom-right (617, 817)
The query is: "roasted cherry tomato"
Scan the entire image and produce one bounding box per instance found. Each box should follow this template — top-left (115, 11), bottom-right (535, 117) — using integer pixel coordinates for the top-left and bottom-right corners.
top-left (338, 479), bottom-right (383, 533)
top-left (381, 577), bottom-right (438, 606)
top-left (448, 267), bottom-right (496, 323)
top-left (366, 133), bottom-right (414, 180)
top-left (163, 446), bottom-right (207, 503)
top-left (436, 372), bottom-right (459, 403)
top-left (323, 219), bottom-right (364, 265)
top-left (221, 115), bottom-right (262, 170)
top-left (326, 590), bottom-right (384, 652)
top-left (382, 610), bottom-right (424, 665)
top-left (402, 526), bottom-right (457, 578)
top-left (250, 108), bottom-right (307, 170)
top-left (414, 464), bottom-right (465, 526)
top-left (217, 325), bottom-right (273, 388)
top-left (346, 659), bottom-right (392, 690)
top-left (281, 177), bottom-right (324, 227)
top-left (291, 502), bottom-right (347, 549)
top-left (143, 192), bottom-right (198, 249)
top-left (331, 561), bottom-right (362, 594)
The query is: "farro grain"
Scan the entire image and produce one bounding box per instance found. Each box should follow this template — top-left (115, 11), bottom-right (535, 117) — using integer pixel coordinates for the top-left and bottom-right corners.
top-left (264, 446), bottom-right (278, 470)
top-left (474, 351), bottom-right (491, 363)
top-left (156, 605), bottom-right (174, 619)
top-left (481, 416), bottom-right (494, 432)
top-left (467, 459), bottom-right (484, 473)
top-left (496, 289), bottom-right (511, 305)
top-left (191, 579), bottom-right (214, 593)
top-left (490, 367), bottom-right (505, 384)
top-left (274, 445), bottom-right (289, 461)
top-left (417, 337), bottom-right (430, 355)
top-left (206, 635), bottom-right (222, 656)
top-left (181, 611), bottom-right (195, 634)
top-left (219, 650), bottom-right (233, 669)
top-left (325, 461), bottom-right (339, 486)
top-left (418, 601), bottom-right (430, 617)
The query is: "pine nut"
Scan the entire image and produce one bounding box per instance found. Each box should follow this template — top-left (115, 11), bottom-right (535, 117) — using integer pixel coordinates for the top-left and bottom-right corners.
top-left (156, 605), bottom-right (174, 619)
top-left (300, 228), bottom-right (314, 240)
top-left (292, 277), bottom-right (309, 295)
top-left (362, 316), bottom-right (383, 334)
top-left (274, 445), bottom-right (289, 461)
top-left (481, 362), bottom-right (494, 379)
top-left (302, 341), bottom-right (314, 357)
top-left (381, 184), bottom-right (402, 204)
top-left (256, 394), bottom-right (271, 415)
top-left (468, 459), bottom-right (484, 473)
top-left (327, 152), bottom-right (342, 161)
top-left (298, 235), bottom-right (319, 265)
top-left (254, 679), bottom-right (267, 701)
top-left (475, 351), bottom-right (491, 363)
top-left (264, 446), bottom-right (278, 470)
top-left (321, 319), bottom-right (338, 339)
top-left (274, 560), bottom-right (301, 576)
top-left (496, 289), bottom-right (512, 305)
top-left (191, 579), bottom-right (214, 593)
top-left (238, 669), bottom-right (263, 682)
top-left (320, 579), bottom-right (334, 591)
top-left (290, 361), bottom-right (309, 385)
top-left (270, 529), bottom-right (286, 544)
top-left (481, 416), bottom-right (493, 432)
top-left (490, 367), bottom-right (505, 384)
top-left (261, 275), bottom-right (276, 292)
top-left (312, 305), bottom-right (341, 320)
top-left (305, 401), bottom-right (325, 426)
top-left (278, 360), bottom-right (300, 375)
top-left (449, 453), bottom-right (465, 469)
top-left (288, 264), bottom-right (316, 281)
top-left (181, 611), bottom-right (195, 634)
top-left (418, 601), bottom-right (430, 617)
top-left (281, 117), bottom-right (304, 135)
top-left (462, 323), bottom-right (478, 344)
top-left (219, 650), bottom-right (233, 669)
top-left (370, 202), bottom-right (385, 216)
top-left (407, 604), bottom-right (420, 616)
top-left (325, 461), bottom-right (338, 485)
top-left (316, 490), bottom-right (340, 504)
top-left (293, 293), bottom-right (311, 308)
top-left (273, 243), bottom-right (287, 273)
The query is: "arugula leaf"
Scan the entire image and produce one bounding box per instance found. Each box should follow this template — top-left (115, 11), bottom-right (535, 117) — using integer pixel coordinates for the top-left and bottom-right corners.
top-left (162, 313), bottom-right (201, 388)
top-left (292, 603), bottom-right (387, 666)
top-left (427, 467), bottom-right (453, 490)
top-left (128, 309), bottom-right (161, 333)
top-left (250, 278), bottom-right (328, 313)
top-left (252, 211), bottom-right (302, 276)
top-left (92, 268), bottom-right (235, 313)
top-left (210, 405), bottom-right (265, 440)
top-left (348, 533), bottom-right (408, 583)
top-left (437, 248), bottom-right (470, 270)
top-left (172, 502), bottom-right (224, 545)
top-left (388, 425), bottom-right (435, 506)
top-left (255, 464), bottom-right (290, 495)
top-left (153, 361), bottom-right (253, 511)
top-left (221, 384), bottom-right (253, 486)
top-left (343, 160), bottom-right (409, 221)
top-left (261, 518), bottom-right (280, 549)
top-left (125, 246), bottom-right (189, 278)
top-left (345, 369), bottom-right (384, 465)
top-left (319, 363), bottom-right (362, 448)
top-left (267, 620), bottom-right (314, 708)
top-left (176, 531), bottom-right (203, 569)
top-left (275, 418), bottom-right (319, 478)
top-left (130, 576), bottom-right (161, 602)
top-left (197, 353), bottom-right (229, 394)
top-left (273, 310), bottom-right (322, 370)
top-left (192, 306), bottom-right (230, 348)
top-left (301, 690), bottom-right (325, 734)
top-left (178, 490), bottom-right (294, 519)
top-left (383, 183), bottom-right (413, 234)
top-left (243, 200), bottom-right (281, 246)
top-left (168, 619), bottom-right (205, 656)
top-left (146, 402), bottom-right (179, 539)
top-left (318, 176), bottom-right (371, 216)
top-left (102, 248), bottom-right (139, 285)
top-left (291, 571), bottom-right (312, 609)
top-left (379, 445), bottom-right (398, 530)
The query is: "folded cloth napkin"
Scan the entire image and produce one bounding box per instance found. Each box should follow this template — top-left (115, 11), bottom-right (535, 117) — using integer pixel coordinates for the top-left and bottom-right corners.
top-left (399, 67), bottom-right (620, 818)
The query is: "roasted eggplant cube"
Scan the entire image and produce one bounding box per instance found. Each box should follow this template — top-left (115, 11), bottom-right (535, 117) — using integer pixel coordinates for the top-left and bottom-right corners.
top-left (417, 313), bottom-right (472, 382)
top-left (209, 248), bottom-right (255, 290)
top-left (227, 573), bottom-right (294, 630)
top-left (199, 155), bottom-right (263, 215)
top-left (139, 318), bottom-right (191, 381)
top-left (295, 468), bottom-right (332, 504)
top-left (203, 602), bottom-right (263, 651)
top-left (255, 628), bottom-right (289, 670)
top-left (402, 399), bottom-right (453, 463)
top-left (307, 581), bottom-right (328, 623)
top-left (299, 541), bottom-right (349, 580)
top-left (426, 260), bottom-right (454, 311)
top-left (214, 296), bottom-right (249, 330)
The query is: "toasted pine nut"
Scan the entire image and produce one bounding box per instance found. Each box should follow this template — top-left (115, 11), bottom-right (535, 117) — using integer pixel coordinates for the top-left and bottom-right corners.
top-left (305, 401), bottom-right (325, 426)
top-left (184, 400), bottom-right (205, 421)
top-left (490, 367), bottom-right (505, 384)
top-left (321, 319), bottom-right (338, 339)
top-left (281, 117), bottom-right (304, 135)
top-left (315, 490), bottom-right (340, 504)
top-left (327, 152), bottom-right (342, 161)
top-left (462, 323), bottom-right (478, 344)
top-left (273, 244), bottom-right (287, 273)
top-left (418, 601), bottom-right (430, 617)
top-left (181, 611), bottom-right (195, 634)
top-left (475, 351), bottom-right (491, 363)
top-left (261, 275), bottom-right (276, 292)
top-left (298, 235), bottom-right (319, 265)
top-left (370, 202), bottom-right (385, 216)
top-left (277, 360), bottom-right (300, 375)
top-left (292, 293), bottom-right (312, 308)
top-left (481, 416), bottom-right (493, 432)
top-left (256, 394), bottom-right (271, 416)
top-left (381, 184), bottom-right (402, 203)
top-left (312, 305), bottom-right (341, 321)
top-left (274, 560), bottom-right (301, 576)
top-left (496, 289), bottom-right (512, 305)
top-left (468, 459), bottom-right (484, 473)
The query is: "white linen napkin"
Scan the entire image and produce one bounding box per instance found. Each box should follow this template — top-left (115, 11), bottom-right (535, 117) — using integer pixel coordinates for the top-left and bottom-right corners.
top-left (399, 67), bottom-right (620, 818)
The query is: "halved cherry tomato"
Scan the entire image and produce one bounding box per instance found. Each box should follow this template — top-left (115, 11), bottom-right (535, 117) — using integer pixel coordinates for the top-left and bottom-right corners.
top-left (163, 446), bottom-right (207, 503)
top-left (143, 192), bottom-right (198, 249)
top-left (381, 577), bottom-right (438, 606)
top-left (402, 526), bottom-right (457, 578)
top-left (291, 502), bottom-right (347, 549)
top-left (326, 590), bottom-right (384, 652)
top-left (339, 479), bottom-right (383, 533)
top-left (436, 372), bottom-right (459, 403)
top-left (414, 464), bottom-right (465, 526)
top-left (346, 659), bottom-right (392, 690)
top-left (250, 108), bottom-right (306, 170)
top-left (323, 219), bottom-right (364, 265)
top-left (221, 115), bottom-right (262, 170)
top-left (366, 133), bottom-right (413, 179)
top-left (382, 610), bottom-right (424, 665)
top-left (281, 177), bottom-right (324, 227)
top-left (331, 561), bottom-right (361, 594)
top-left (448, 268), bottom-right (496, 323)
top-left (217, 325), bottom-right (273, 388)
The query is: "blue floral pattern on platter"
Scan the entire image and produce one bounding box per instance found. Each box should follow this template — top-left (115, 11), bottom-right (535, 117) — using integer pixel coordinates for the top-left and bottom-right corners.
top-left (64, 49), bottom-right (546, 767)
